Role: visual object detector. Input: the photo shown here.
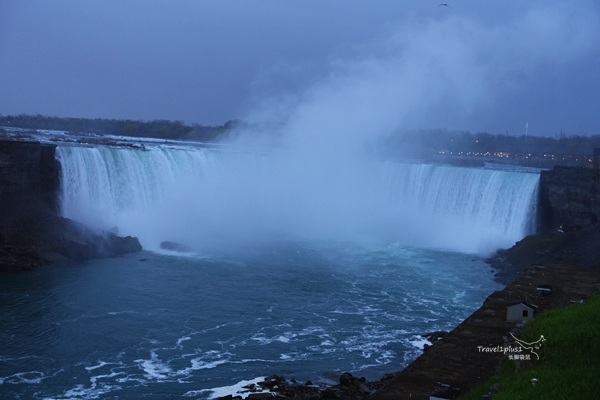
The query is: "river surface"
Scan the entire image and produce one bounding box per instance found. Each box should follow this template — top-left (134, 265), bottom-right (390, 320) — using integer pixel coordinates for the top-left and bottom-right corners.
top-left (1, 241), bottom-right (500, 399)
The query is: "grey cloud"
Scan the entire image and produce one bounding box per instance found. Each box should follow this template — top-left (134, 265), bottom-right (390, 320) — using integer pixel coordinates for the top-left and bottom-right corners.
top-left (1, 1), bottom-right (599, 135)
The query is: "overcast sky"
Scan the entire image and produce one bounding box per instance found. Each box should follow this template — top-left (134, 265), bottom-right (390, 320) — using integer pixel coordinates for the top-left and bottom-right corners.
top-left (1, 0), bottom-right (600, 137)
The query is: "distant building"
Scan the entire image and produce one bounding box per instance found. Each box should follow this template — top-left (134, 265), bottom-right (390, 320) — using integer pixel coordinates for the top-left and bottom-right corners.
top-left (507, 301), bottom-right (538, 323)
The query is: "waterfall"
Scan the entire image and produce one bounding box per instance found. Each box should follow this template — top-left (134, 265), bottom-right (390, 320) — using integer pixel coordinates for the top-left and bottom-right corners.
top-left (56, 145), bottom-right (539, 255)
top-left (56, 145), bottom-right (217, 242)
top-left (380, 162), bottom-right (539, 254)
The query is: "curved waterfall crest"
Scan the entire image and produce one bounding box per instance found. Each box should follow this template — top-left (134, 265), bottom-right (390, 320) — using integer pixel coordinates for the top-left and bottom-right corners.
top-left (56, 146), bottom-right (539, 255)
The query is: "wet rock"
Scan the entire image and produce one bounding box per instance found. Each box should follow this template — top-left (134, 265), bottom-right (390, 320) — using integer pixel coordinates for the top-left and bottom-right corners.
top-left (1, 213), bottom-right (142, 271)
top-left (339, 372), bottom-right (356, 386)
top-left (160, 240), bottom-right (191, 252)
top-left (355, 381), bottom-right (371, 394)
top-left (258, 375), bottom-right (286, 390)
top-left (246, 392), bottom-right (272, 399)
top-left (422, 330), bottom-right (448, 341)
top-left (107, 234), bottom-right (143, 256)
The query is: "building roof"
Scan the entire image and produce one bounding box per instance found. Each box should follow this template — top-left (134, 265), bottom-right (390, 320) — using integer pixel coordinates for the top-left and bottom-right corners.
top-left (507, 301), bottom-right (538, 310)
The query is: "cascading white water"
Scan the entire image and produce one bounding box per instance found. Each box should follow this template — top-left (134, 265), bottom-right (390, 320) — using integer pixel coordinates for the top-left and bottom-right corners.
top-left (55, 145), bottom-right (539, 255)
top-left (380, 162), bottom-right (539, 254)
top-left (56, 145), bottom-right (217, 241)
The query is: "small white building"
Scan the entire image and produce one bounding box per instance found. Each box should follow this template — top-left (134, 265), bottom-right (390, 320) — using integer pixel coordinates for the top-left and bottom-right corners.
top-left (506, 301), bottom-right (538, 323)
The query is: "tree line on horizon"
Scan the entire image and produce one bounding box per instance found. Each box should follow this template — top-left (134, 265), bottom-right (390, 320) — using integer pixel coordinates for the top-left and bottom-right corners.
top-left (0, 114), bottom-right (239, 142)
top-left (2, 113), bottom-right (599, 155)
top-left (384, 128), bottom-right (600, 157)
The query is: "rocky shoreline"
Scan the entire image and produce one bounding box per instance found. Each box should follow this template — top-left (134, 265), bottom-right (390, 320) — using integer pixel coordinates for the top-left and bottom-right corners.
top-left (0, 214), bottom-right (142, 272)
top-left (487, 223), bottom-right (600, 285)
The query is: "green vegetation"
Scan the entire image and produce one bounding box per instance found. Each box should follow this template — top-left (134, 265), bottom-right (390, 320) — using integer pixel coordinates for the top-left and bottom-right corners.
top-left (461, 292), bottom-right (600, 399)
top-left (0, 114), bottom-right (239, 142)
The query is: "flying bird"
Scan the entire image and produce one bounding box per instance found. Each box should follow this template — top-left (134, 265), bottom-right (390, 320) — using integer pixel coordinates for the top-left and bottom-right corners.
top-left (438, 3), bottom-right (450, 7)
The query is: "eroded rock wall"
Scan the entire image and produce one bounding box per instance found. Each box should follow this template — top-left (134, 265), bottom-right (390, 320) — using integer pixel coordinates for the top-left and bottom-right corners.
top-left (0, 140), bottom-right (141, 271)
top-left (539, 166), bottom-right (600, 229)
top-left (0, 141), bottom-right (58, 243)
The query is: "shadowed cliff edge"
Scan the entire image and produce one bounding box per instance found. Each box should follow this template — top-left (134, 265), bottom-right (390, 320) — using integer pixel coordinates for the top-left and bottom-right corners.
top-left (0, 140), bottom-right (142, 272)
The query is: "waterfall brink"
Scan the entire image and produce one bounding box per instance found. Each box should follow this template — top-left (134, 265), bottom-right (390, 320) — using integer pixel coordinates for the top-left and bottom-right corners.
top-left (56, 145), bottom-right (539, 255)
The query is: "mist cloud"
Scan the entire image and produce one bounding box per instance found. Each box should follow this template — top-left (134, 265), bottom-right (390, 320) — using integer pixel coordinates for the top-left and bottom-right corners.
top-left (244, 3), bottom-right (599, 151)
top-left (52, 3), bottom-right (599, 256)
top-left (193, 3), bottom-right (599, 251)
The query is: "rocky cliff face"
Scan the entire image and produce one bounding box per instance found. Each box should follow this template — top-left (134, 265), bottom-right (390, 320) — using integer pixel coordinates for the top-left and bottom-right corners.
top-left (487, 166), bottom-right (600, 284)
top-left (539, 166), bottom-right (600, 229)
top-left (0, 140), bottom-right (142, 271)
top-left (0, 141), bottom-right (58, 241)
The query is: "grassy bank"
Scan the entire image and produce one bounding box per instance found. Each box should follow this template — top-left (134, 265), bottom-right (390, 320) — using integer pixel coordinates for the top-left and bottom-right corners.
top-left (462, 291), bottom-right (600, 399)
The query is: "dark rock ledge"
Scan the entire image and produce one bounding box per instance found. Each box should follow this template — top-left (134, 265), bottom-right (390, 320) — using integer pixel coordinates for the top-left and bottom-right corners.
top-left (0, 212), bottom-right (142, 272)
top-left (0, 140), bottom-right (142, 272)
top-left (487, 223), bottom-right (600, 284)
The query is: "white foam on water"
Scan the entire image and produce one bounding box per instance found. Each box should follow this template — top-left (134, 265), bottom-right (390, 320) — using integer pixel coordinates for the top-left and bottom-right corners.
top-left (38, 371), bottom-right (124, 400)
top-left (251, 332), bottom-right (295, 345)
top-left (89, 371), bottom-right (125, 386)
top-left (115, 375), bottom-right (146, 385)
top-left (84, 361), bottom-right (111, 371)
top-left (177, 357), bottom-right (230, 375)
top-left (106, 311), bottom-right (134, 316)
top-left (277, 335), bottom-right (291, 343)
top-left (182, 390), bottom-right (206, 397)
top-left (408, 337), bottom-right (432, 350)
top-left (176, 336), bottom-right (192, 347)
top-left (355, 349), bottom-right (397, 370)
top-left (191, 376), bottom-right (266, 399)
top-left (298, 326), bottom-right (326, 335)
top-left (46, 382), bottom-right (121, 400)
top-left (452, 289), bottom-right (466, 302)
top-left (375, 350), bottom-right (395, 364)
top-left (2, 371), bottom-right (45, 384)
top-left (134, 351), bottom-right (173, 380)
